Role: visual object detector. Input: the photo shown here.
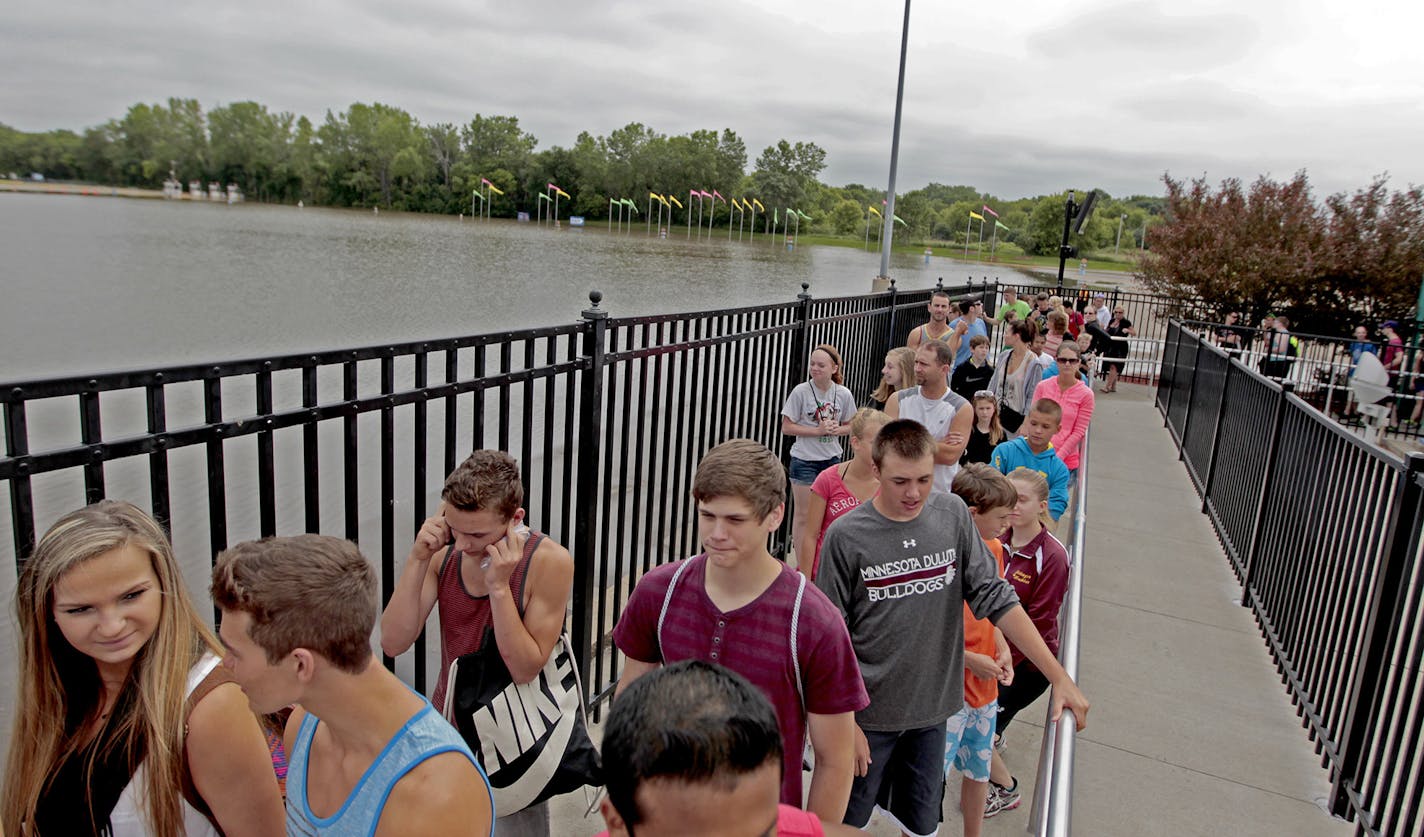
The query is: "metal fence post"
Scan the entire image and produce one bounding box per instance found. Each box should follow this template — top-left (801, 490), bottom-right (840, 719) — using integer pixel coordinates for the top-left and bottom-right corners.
top-left (883, 277), bottom-right (899, 358)
top-left (1162, 321), bottom-right (1181, 426)
top-left (1200, 358), bottom-right (1235, 513)
top-left (571, 290), bottom-right (608, 688)
top-left (776, 283), bottom-right (814, 559)
top-left (1328, 452), bottom-right (1424, 820)
top-left (1241, 381), bottom-right (1293, 608)
top-left (1178, 337), bottom-right (1207, 461)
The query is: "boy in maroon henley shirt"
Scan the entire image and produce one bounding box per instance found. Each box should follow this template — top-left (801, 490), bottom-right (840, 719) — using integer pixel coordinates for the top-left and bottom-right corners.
top-left (613, 439), bottom-right (868, 824)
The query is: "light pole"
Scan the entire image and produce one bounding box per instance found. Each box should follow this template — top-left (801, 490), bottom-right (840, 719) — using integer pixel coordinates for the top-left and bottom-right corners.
top-left (877, 0), bottom-right (912, 285)
top-left (1115, 213), bottom-right (1126, 255)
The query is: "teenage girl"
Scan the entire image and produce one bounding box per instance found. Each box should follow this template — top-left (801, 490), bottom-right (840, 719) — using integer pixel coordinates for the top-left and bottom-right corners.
top-left (963, 393), bottom-right (1004, 465)
top-left (798, 408), bottom-right (890, 580)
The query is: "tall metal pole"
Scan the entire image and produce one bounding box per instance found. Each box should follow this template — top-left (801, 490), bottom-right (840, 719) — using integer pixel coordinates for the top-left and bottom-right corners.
top-left (1115, 213), bottom-right (1126, 255)
top-left (877, 0), bottom-right (912, 282)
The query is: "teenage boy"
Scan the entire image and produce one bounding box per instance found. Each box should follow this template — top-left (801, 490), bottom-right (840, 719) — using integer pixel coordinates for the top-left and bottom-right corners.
top-left (612, 439), bottom-right (868, 823)
top-left (380, 450), bottom-right (574, 834)
top-left (948, 464), bottom-right (1018, 837)
top-left (816, 420), bottom-right (1089, 837)
top-left (886, 340), bottom-right (974, 494)
top-left (211, 535), bottom-right (494, 836)
top-left (989, 287), bottom-right (1030, 326)
top-left (595, 660), bottom-right (862, 837)
top-left (991, 400), bottom-right (1070, 523)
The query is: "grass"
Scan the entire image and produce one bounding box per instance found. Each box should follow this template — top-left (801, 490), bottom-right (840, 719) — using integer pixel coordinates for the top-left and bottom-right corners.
top-left (792, 232), bottom-right (1141, 274)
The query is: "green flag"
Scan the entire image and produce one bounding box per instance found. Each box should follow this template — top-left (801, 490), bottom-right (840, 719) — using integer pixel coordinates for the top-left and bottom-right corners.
top-left (995, 220), bottom-right (1010, 232)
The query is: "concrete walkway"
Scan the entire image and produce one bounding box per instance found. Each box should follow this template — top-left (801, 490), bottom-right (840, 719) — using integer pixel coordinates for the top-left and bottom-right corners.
top-left (550, 383), bottom-right (1352, 835)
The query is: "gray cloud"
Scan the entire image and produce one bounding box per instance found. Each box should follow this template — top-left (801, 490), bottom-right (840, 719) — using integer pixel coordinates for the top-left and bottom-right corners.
top-left (3, 0), bottom-right (1421, 201)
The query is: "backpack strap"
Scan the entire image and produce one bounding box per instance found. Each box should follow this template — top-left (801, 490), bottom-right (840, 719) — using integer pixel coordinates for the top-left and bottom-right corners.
top-left (656, 558), bottom-right (696, 661)
top-left (790, 571), bottom-right (807, 713)
top-left (511, 530), bottom-right (545, 620)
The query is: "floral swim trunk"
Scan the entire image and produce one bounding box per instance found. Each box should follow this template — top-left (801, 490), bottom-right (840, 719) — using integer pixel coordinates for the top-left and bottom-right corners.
top-left (945, 701), bottom-right (997, 782)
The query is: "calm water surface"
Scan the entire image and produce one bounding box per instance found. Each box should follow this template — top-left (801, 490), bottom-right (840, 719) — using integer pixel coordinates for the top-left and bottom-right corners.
top-left (1, 194), bottom-right (1027, 379)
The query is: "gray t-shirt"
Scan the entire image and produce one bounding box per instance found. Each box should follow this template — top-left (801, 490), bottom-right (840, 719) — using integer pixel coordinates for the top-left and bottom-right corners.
top-left (815, 493), bottom-right (1019, 731)
top-left (782, 381), bottom-right (857, 461)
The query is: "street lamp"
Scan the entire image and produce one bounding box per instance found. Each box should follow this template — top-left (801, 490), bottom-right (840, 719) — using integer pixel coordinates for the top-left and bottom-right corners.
top-left (877, 0), bottom-right (912, 286)
top-left (1114, 213), bottom-right (1126, 255)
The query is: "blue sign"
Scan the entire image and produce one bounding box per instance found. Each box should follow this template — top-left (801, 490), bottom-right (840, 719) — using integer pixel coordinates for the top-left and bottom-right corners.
top-left (517, 211), bottom-right (530, 222)
top-left (569, 216), bottom-right (585, 227)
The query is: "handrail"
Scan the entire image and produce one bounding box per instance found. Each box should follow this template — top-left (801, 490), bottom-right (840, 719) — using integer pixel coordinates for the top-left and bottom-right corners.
top-left (1030, 426), bottom-right (1089, 836)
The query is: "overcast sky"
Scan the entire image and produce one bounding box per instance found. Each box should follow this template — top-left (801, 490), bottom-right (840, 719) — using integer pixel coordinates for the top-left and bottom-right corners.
top-left (5, 0), bottom-right (1421, 200)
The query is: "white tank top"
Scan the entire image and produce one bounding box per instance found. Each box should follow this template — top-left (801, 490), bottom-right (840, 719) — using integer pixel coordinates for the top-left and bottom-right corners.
top-left (106, 653), bottom-right (223, 837)
top-left (896, 386), bottom-right (969, 495)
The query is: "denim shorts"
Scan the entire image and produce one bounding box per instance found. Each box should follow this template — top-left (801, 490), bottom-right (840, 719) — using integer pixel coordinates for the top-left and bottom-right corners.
top-left (789, 455), bottom-right (840, 485)
top-left (945, 701), bottom-right (997, 782)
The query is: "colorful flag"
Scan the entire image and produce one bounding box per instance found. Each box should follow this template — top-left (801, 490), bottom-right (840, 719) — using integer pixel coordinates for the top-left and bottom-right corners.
top-left (556, 189), bottom-right (571, 199)
top-left (752, 198), bottom-right (765, 212)
top-left (650, 192), bottom-right (663, 202)
top-left (699, 190), bottom-right (713, 198)
top-left (712, 189), bottom-right (724, 202)
top-left (623, 198), bottom-right (638, 213)
top-left (969, 211), bottom-right (984, 221)
top-left (995, 220), bottom-right (1010, 232)
top-left (480, 177), bottom-right (492, 186)
top-left (868, 205), bottom-right (882, 217)
top-left (893, 215), bottom-right (906, 226)
top-left (547, 183), bottom-right (561, 192)
top-left (668, 194), bottom-right (683, 209)
top-left (982, 204), bottom-right (999, 218)
top-left (797, 210), bottom-right (811, 220)
top-left (487, 184), bottom-right (504, 195)
top-left (774, 208), bottom-right (779, 224)
top-left (536, 193), bottom-right (551, 202)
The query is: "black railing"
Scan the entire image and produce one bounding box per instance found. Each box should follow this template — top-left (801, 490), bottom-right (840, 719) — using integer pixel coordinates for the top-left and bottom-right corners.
top-left (1156, 320), bottom-right (1424, 837)
top-left (2, 279), bottom-right (986, 712)
top-left (1175, 321), bottom-right (1423, 442)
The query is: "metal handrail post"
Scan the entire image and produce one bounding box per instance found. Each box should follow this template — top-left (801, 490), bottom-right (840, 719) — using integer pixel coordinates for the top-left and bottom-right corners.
top-left (1200, 356), bottom-right (1236, 513)
top-left (1033, 430), bottom-right (1090, 837)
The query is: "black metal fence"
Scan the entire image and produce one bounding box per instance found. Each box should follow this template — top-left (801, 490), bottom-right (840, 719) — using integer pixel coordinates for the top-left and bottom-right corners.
top-left (1177, 320), bottom-right (1423, 442)
top-left (1, 279), bottom-right (986, 711)
top-left (1157, 320), bottom-right (1424, 837)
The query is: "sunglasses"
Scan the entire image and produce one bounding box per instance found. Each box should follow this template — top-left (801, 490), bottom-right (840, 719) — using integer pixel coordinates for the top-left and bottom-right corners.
top-left (1056, 356), bottom-right (1081, 364)
top-left (974, 390), bottom-right (995, 399)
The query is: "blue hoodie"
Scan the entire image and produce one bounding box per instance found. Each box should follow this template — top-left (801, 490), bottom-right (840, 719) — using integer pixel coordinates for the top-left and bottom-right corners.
top-left (991, 436), bottom-right (1070, 521)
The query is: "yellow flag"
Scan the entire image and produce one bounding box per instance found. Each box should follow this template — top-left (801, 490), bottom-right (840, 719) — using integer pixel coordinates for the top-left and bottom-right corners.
top-left (668, 194), bottom-right (684, 209)
top-left (556, 189), bottom-right (571, 200)
top-left (752, 198), bottom-right (765, 211)
top-left (969, 211), bottom-right (984, 221)
top-left (868, 205), bottom-right (882, 217)
top-left (487, 184), bottom-right (505, 196)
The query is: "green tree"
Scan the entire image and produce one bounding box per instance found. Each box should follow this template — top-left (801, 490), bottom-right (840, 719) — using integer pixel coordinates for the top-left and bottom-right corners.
top-left (752, 140), bottom-right (826, 213)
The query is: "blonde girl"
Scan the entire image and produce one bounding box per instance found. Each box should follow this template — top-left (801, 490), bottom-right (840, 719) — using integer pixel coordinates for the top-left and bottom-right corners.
top-left (799, 408), bottom-right (890, 580)
top-left (871, 347), bottom-right (916, 411)
top-left (987, 467), bottom-right (1069, 791)
top-left (3, 501), bottom-right (284, 837)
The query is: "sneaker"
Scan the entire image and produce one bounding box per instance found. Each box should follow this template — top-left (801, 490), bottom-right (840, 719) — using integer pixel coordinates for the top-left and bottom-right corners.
top-left (993, 733), bottom-right (1007, 754)
top-left (984, 780), bottom-right (1021, 818)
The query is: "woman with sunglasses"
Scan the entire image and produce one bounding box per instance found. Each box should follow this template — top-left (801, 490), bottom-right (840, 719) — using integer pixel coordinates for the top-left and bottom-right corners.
top-left (1031, 342), bottom-right (1095, 476)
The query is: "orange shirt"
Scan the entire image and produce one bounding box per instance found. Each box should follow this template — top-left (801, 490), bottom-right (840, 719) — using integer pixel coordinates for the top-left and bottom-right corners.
top-left (963, 537), bottom-right (1007, 708)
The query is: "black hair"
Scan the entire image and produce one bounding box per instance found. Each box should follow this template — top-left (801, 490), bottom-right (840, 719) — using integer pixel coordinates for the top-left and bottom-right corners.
top-left (603, 661), bottom-right (783, 829)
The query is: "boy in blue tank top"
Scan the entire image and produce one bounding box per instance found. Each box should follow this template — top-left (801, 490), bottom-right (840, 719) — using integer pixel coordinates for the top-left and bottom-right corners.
top-left (212, 535), bottom-right (494, 836)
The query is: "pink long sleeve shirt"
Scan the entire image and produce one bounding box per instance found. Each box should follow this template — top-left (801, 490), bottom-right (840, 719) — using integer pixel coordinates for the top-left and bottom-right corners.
top-left (1032, 377), bottom-right (1095, 469)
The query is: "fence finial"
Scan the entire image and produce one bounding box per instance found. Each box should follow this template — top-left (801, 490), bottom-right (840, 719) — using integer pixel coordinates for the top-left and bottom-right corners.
top-left (583, 290), bottom-right (607, 320)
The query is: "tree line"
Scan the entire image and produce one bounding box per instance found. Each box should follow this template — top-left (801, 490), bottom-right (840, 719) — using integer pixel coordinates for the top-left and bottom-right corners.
top-left (0, 97), bottom-right (1162, 257)
top-left (1141, 173), bottom-right (1424, 336)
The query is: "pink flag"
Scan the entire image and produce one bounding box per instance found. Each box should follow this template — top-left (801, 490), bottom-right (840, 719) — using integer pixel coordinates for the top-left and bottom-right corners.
top-left (700, 190), bottom-right (713, 198)
top-left (547, 183), bottom-right (561, 192)
top-left (712, 189), bottom-right (724, 202)
top-left (982, 204), bottom-right (999, 218)
top-left (690, 189), bottom-right (700, 198)
top-left (481, 178), bottom-right (492, 187)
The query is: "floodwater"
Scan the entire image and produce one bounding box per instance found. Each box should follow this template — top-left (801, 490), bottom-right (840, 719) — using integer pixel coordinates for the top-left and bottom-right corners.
top-left (0, 193), bottom-right (1035, 751)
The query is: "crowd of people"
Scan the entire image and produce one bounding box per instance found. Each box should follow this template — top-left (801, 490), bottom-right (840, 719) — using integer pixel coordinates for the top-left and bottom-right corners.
top-left (4, 286), bottom-right (1099, 837)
